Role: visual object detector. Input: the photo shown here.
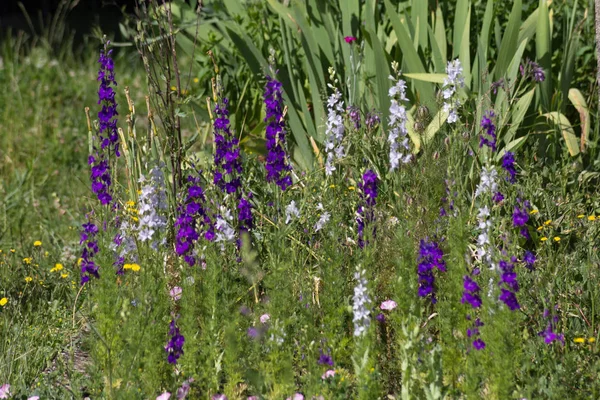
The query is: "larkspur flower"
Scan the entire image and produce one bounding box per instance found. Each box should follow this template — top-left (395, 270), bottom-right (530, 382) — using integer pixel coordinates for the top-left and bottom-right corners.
top-left (0, 384), bottom-right (9, 399)
top-left (176, 378), bottom-right (194, 399)
top-left (380, 300), bottom-right (397, 310)
top-left (80, 220), bottom-right (100, 284)
top-left (264, 73), bottom-right (292, 190)
top-left (365, 110), bottom-right (380, 130)
top-left (357, 170), bottom-right (378, 247)
top-left (165, 318), bottom-right (185, 364)
top-left (137, 165), bottom-right (168, 249)
top-left (352, 268), bottom-right (371, 337)
top-left (512, 199), bottom-right (530, 227)
top-left (475, 205), bottom-right (494, 268)
top-left (238, 194), bottom-right (253, 233)
top-left (461, 275), bottom-right (482, 308)
top-left (260, 314), bottom-right (270, 324)
top-left (175, 175), bottom-right (212, 266)
top-left (285, 200), bottom-right (300, 224)
top-left (213, 98), bottom-right (242, 194)
top-left (466, 316), bottom-right (486, 350)
top-left (215, 207), bottom-right (236, 245)
top-left (501, 151), bottom-right (517, 183)
top-left (388, 73), bottom-right (412, 171)
top-left (324, 85), bottom-right (345, 175)
top-left (318, 349), bottom-right (334, 366)
top-left (480, 111), bottom-right (497, 151)
top-left (475, 166), bottom-right (498, 198)
top-left (520, 58), bottom-right (545, 83)
top-left (523, 250), bottom-right (536, 270)
top-left (417, 239), bottom-right (446, 303)
top-left (347, 106), bottom-right (361, 130)
top-left (314, 206), bottom-right (331, 232)
top-left (442, 59), bottom-right (464, 124)
top-left (170, 286), bottom-right (183, 301)
top-left (322, 369), bottom-right (336, 379)
top-left (539, 307), bottom-right (564, 345)
top-left (498, 259), bottom-right (520, 310)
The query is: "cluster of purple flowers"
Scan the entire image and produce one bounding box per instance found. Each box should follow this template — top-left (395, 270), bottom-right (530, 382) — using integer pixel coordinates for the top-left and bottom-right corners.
top-left (175, 175), bottom-right (213, 266)
top-left (417, 239), bottom-right (446, 304)
top-left (520, 58), bottom-right (546, 83)
top-left (512, 198), bottom-right (531, 239)
top-left (89, 44), bottom-right (120, 205)
top-left (263, 75), bottom-right (292, 190)
top-left (501, 152), bottom-right (517, 183)
top-left (165, 318), bottom-right (185, 364)
top-left (461, 274), bottom-right (482, 308)
top-left (237, 194), bottom-right (253, 233)
top-left (347, 106), bottom-right (361, 130)
top-left (498, 258), bottom-right (520, 310)
top-left (213, 98), bottom-right (242, 194)
top-left (466, 316), bottom-right (486, 350)
top-left (479, 111), bottom-right (497, 151)
top-left (523, 250), bottom-right (536, 270)
top-left (80, 221), bottom-right (100, 284)
top-left (356, 170), bottom-right (378, 248)
top-left (318, 349), bottom-right (334, 366)
top-left (539, 307), bottom-right (564, 345)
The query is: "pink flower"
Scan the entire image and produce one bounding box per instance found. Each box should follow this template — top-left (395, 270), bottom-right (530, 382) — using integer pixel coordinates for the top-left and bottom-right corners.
top-left (28, 397), bottom-right (40, 400)
top-left (170, 286), bottom-right (183, 301)
top-left (0, 384), bottom-right (10, 399)
top-left (260, 313), bottom-right (270, 324)
top-left (344, 36), bottom-right (357, 43)
top-left (157, 392), bottom-right (171, 400)
top-left (321, 369), bottom-right (336, 379)
top-left (380, 300), bottom-right (397, 310)
top-left (286, 394), bottom-right (304, 400)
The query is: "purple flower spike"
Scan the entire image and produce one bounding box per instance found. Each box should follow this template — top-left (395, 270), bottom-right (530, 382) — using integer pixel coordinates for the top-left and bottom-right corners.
top-left (357, 170), bottom-right (378, 247)
top-left (501, 152), bottom-right (517, 183)
top-left (165, 318), bottom-right (185, 364)
top-left (479, 110), bottom-right (497, 151)
top-left (417, 239), bottom-right (446, 303)
top-left (264, 74), bottom-right (292, 190)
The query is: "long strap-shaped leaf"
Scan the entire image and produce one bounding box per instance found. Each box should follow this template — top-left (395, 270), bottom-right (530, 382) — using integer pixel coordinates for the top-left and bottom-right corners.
top-left (384, 0), bottom-right (436, 110)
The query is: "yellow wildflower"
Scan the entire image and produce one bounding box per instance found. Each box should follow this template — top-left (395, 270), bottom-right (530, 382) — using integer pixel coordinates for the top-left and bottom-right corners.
top-left (537, 226), bottom-right (544, 231)
top-left (193, 77), bottom-right (199, 83)
top-left (77, 258), bottom-right (83, 266)
top-left (544, 220), bottom-right (552, 226)
top-left (170, 85), bottom-right (177, 91)
top-left (50, 263), bottom-right (64, 272)
top-left (588, 215), bottom-right (597, 221)
top-left (61, 273), bottom-right (69, 279)
top-left (33, 240), bottom-right (42, 247)
top-left (540, 237), bottom-right (548, 242)
top-left (577, 214), bottom-right (584, 218)
top-left (0, 297), bottom-right (7, 306)
top-left (329, 184), bottom-right (336, 188)
top-left (589, 338), bottom-right (596, 343)
top-left (44, 251), bottom-right (49, 257)
top-left (574, 337), bottom-right (585, 344)
top-left (10, 249), bottom-right (15, 253)
top-left (347, 186), bottom-right (355, 191)
top-left (25, 276), bottom-right (33, 283)
top-left (23, 257), bottom-right (32, 264)
top-left (530, 209), bottom-right (539, 214)
top-left (553, 237), bottom-right (561, 242)
top-left (124, 263), bottom-right (141, 272)
top-left (126, 200), bottom-right (135, 207)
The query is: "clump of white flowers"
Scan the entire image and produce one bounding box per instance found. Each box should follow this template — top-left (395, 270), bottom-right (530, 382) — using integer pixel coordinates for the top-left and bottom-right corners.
top-left (324, 67), bottom-right (345, 176)
top-left (215, 206), bottom-right (236, 246)
top-left (137, 165), bottom-right (168, 249)
top-left (352, 267), bottom-right (372, 337)
top-left (314, 203), bottom-right (330, 232)
top-left (387, 64), bottom-right (412, 171)
top-left (285, 200), bottom-right (300, 224)
top-left (442, 59), bottom-right (464, 124)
